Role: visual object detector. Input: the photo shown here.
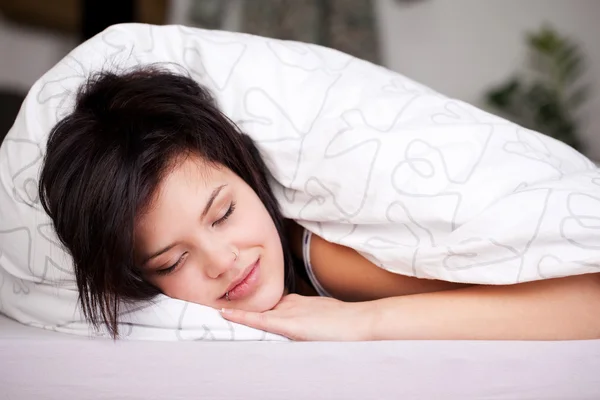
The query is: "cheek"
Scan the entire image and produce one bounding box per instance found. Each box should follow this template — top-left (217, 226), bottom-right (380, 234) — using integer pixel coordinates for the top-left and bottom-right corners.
top-left (260, 211), bottom-right (285, 268)
top-left (239, 196), bottom-right (280, 242)
top-left (157, 265), bottom-right (213, 303)
top-left (243, 200), bottom-right (284, 265)
top-left (261, 214), bottom-right (283, 257)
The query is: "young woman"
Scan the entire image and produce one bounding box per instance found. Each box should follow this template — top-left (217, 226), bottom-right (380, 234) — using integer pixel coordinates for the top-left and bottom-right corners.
top-left (39, 67), bottom-right (600, 341)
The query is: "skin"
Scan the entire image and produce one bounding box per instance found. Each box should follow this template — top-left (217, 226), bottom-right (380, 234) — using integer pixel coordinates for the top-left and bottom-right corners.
top-left (223, 234), bottom-right (600, 341)
top-left (135, 154), bottom-right (600, 341)
top-left (135, 155), bottom-right (285, 313)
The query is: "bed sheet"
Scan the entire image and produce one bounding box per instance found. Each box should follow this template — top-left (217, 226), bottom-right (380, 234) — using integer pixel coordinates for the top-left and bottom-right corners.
top-left (2, 315), bottom-right (599, 400)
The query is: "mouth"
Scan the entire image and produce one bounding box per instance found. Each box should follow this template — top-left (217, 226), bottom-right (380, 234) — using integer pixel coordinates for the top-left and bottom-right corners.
top-left (223, 259), bottom-right (260, 302)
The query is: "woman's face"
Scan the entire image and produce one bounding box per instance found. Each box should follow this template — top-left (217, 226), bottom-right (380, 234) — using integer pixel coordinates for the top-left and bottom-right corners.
top-left (135, 155), bottom-right (285, 312)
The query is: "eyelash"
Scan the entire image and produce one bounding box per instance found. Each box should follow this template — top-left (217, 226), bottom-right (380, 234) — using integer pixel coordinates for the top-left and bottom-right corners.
top-left (156, 253), bottom-right (187, 276)
top-left (155, 202), bottom-right (236, 276)
top-left (212, 201), bottom-right (236, 227)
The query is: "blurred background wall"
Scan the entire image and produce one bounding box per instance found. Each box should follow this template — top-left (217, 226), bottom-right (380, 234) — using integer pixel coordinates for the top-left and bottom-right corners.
top-left (1, 0), bottom-right (599, 161)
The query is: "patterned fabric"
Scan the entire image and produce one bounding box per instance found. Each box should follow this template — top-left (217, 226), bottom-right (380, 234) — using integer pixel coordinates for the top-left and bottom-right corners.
top-left (0, 23), bottom-right (598, 340)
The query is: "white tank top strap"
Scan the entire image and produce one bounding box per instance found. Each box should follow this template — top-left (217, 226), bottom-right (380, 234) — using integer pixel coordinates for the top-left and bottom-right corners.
top-left (302, 228), bottom-right (333, 298)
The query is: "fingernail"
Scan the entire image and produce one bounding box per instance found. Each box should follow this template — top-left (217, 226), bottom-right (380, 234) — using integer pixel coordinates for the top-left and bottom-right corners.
top-left (220, 308), bottom-right (233, 314)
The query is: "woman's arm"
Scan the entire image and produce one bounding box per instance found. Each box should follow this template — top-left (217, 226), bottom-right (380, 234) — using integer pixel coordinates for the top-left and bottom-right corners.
top-left (364, 272), bottom-right (600, 340)
top-left (230, 221), bottom-right (600, 341)
top-left (309, 231), bottom-right (470, 300)
top-left (221, 272), bottom-right (600, 341)
top-left (286, 220), bottom-right (469, 300)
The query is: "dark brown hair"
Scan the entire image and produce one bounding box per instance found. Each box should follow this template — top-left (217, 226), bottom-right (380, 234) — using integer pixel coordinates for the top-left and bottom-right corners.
top-left (39, 66), bottom-right (295, 338)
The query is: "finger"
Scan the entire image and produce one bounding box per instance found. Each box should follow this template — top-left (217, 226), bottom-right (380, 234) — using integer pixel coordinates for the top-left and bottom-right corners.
top-left (219, 308), bottom-right (287, 337)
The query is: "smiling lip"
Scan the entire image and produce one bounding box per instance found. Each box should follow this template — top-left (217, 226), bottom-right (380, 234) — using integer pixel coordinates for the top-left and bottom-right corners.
top-left (225, 259), bottom-right (260, 301)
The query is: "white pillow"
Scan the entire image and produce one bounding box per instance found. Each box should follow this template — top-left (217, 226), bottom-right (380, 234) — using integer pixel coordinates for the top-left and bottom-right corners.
top-left (1, 23), bottom-right (599, 340)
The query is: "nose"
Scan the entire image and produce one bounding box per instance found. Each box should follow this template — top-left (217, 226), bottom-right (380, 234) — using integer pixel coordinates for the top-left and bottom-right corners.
top-left (203, 244), bottom-right (237, 279)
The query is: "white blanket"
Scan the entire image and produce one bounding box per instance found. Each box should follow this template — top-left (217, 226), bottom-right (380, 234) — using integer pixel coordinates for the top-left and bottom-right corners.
top-left (1, 24), bottom-right (599, 340)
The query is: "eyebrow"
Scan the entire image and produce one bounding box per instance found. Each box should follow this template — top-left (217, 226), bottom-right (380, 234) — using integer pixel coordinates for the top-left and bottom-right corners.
top-left (201, 184), bottom-right (226, 219)
top-left (142, 184), bottom-right (227, 266)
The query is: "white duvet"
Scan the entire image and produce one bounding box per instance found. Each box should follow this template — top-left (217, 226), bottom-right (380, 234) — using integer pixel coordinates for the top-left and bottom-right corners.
top-left (1, 24), bottom-right (599, 340)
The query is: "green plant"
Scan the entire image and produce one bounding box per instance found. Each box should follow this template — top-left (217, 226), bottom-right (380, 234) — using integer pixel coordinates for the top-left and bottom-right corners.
top-left (486, 25), bottom-right (590, 151)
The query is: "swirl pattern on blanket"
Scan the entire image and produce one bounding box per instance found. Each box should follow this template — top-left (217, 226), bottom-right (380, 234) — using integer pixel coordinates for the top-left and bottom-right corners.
top-left (0, 24), bottom-right (598, 340)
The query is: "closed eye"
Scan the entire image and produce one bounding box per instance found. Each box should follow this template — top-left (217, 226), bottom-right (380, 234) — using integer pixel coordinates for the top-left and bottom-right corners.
top-left (156, 253), bottom-right (188, 276)
top-left (212, 201), bottom-right (236, 227)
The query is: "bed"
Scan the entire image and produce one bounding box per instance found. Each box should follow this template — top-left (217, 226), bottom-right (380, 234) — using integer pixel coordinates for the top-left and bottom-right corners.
top-left (2, 22), bottom-right (600, 399)
top-left (2, 314), bottom-right (600, 399)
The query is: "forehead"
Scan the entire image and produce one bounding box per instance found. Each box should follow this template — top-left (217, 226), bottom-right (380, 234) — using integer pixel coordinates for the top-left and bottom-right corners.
top-left (137, 156), bottom-right (228, 225)
top-left (160, 155), bottom-right (230, 196)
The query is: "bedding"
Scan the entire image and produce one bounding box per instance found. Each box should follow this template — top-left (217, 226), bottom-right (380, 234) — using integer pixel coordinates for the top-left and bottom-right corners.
top-left (0, 23), bottom-right (599, 340)
top-left (2, 314), bottom-right (600, 400)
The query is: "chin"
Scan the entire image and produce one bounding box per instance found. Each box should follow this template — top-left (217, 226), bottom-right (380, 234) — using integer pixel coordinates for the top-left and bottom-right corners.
top-left (244, 284), bottom-right (284, 312)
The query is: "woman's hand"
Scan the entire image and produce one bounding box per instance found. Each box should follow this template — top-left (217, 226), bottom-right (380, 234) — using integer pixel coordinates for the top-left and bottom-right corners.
top-left (221, 274), bottom-right (600, 341)
top-left (220, 294), bottom-right (373, 341)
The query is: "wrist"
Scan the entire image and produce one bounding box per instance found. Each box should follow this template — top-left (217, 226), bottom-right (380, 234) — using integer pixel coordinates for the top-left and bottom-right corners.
top-left (358, 297), bottom-right (404, 341)
top-left (353, 300), bottom-right (381, 341)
